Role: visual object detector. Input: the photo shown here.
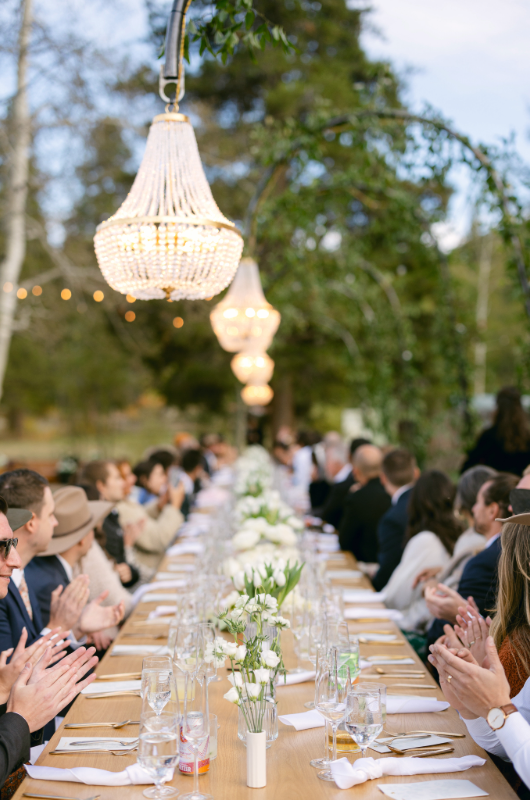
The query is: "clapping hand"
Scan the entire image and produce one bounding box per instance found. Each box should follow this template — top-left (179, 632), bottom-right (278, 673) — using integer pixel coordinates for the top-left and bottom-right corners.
top-left (454, 603), bottom-right (492, 668)
top-left (123, 519), bottom-right (145, 547)
top-left (48, 575), bottom-right (90, 631)
top-left (412, 566), bottom-right (442, 590)
top-left (77, 591), bottom-right (124, 635)
top-left (424, 583), bottom-right (468, 624)
top-left (0, 627), bottom-right (69, 704)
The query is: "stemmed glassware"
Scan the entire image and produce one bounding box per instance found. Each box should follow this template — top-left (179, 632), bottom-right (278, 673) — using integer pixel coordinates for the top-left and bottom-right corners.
top-left (141, 657), bottom-right (175, 717)
top-left (309, 651), bottom-right (332, 769)
top-left (173, 623), bottom-right (203, 718)
top-left (137, 713), bottom-right (179, 799)
top-left (314, 648), bottom-right (350, 782)
top-left (344, 685), bottom-right (383, 757)
top-left (180, 679), bottom-right (212, 800)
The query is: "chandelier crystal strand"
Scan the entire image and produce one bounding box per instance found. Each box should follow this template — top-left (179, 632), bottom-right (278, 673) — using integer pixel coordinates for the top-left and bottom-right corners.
top-left (94, 113), bottom-right (244, 300)
top-left (231, 348), bottom-right (274, 384)
top-left (210, 258), bottom-right (280, 352)
top-left (241, 383), bottom-right (274, 406)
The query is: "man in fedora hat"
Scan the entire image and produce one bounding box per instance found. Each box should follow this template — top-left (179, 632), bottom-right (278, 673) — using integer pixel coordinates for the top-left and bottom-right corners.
top-left (27, 486), bottom-right (125, 643)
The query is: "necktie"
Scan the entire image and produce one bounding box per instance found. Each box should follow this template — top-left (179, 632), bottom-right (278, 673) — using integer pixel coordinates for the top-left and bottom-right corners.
top-left (18, 571), bottom-right (33, 620)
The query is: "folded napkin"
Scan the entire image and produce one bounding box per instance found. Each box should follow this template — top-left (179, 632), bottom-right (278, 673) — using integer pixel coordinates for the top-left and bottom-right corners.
top-left (155, 573), bottom-right (187, 582)
top-left (279, 710), bottom-right (325, 731)
top-left (370, 735), bottom-right (452, 754)
top-left (141, 593), bottom-right (183, 603)
top-left (343, 590), bottom-right (387, 604)
top-left (276, 670), bottom-right (315, 686)
top-left (330, 755), bottom-right (485, 790)
top-left (82, 680), bottom-right (141, 695)
top-left (166, 563), bottom-right (196, 572)
top-left (345, 607), bottom-right (403, 621)
top-left (111, 644), bottom-right (169, 657)
top-left (147, 610), bottom-right (176, 622)
top-left (55, 737), bottom-right (138, 752)
top-left (327, 570), bottom-right (363, 580)
top-left (365, 658), bottom-right (415, 665)
top-left (166, 541), bottom-right (205, 556)
top-left (131, 580), bottom-right (187, 606)
top-left (357, 633), bottom-right (397, 642)
top-left (195, 487), bottom-right (230, 507)
top-left (386, 695), bottom-right (450, 714)
top-left (26, 764), bottom-right (155, 785)
top-left (378, 779), bottom-right (488, 799)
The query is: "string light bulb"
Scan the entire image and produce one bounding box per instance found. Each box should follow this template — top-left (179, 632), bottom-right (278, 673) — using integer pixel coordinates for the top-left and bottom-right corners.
top-left (210, 258), bottom-right (280, 352)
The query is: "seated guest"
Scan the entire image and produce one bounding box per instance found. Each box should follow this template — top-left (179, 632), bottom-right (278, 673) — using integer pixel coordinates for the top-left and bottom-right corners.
top-left (27, 487), bottom-right (125, 645)
top-left (413, 465), bottom-right (494, 592)
top-left (79, 460), bottom-right (140, 588)
top-left (372, 448), bottom-right (419, 591)
top-left (308, 451), bottom-right (330, 511)
top-left (426, 471), bottom-right (519, 645)
top-left (200, 433), bottom-right (224, 475)
top-left (338, 445), bottom-right (391, 562)
top-left (384, 470), bottom-right (463, 630)
top-left (116, 460), bottom-right (184, 574)
top-left (179, 449), bottom-right (205, 518)
top-left (133, 458), bottom-right (168, 507)
top-left (315, 439), bottom-right (371, 530)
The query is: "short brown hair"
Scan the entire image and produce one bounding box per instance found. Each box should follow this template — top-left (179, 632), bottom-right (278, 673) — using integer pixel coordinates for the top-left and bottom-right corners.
top-left (382, 448), bottom-right (416, 488)
top-left (0, 469), bottom-right (49, 514)
top-left (482, 472), bottom-right (519, 519)
top-left (79, 460), bottom-right (111, 488)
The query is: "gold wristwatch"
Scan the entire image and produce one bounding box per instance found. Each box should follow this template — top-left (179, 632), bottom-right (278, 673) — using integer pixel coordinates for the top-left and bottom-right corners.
top-left (487, 703), bottom-right (518, 730)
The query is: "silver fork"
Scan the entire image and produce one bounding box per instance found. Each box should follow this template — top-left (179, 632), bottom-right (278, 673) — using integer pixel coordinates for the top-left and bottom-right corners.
top-left (71, 738), bottom-right (139, 747)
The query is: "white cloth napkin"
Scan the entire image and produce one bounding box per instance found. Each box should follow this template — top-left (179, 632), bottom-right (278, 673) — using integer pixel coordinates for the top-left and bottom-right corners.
top-left (166, 563), bottom-right (196, 572)
top-left (365, 657), bottom-right (415, 665)
top-left (330, 755), bottom-right (485, 790)
top-left (357, 633), bottom-right (397, 642)
top-left (276, 670), bottom-right (315, 686)
top-left (141, 593), bottom-right (183, 603)
top-left (26, 764), bottom-right (155, 785)
top-left (386, 695), bottom-right (450, 714)
top-left (345, 607), bottom-right (403, 621)
top-left (195, 487), bottom-right (230, 507)
top-left (370, 735), bottom-right (452, 754)
top-left (327, 570), bottom-right (363, 579)
top-left (279, 710), bottom-right (325, 731)
top-left (166, 541), bottom-right (205, 556)
top-left (111, 644), bottom-right (169, 657)
top-left (55, 737), bottom-right (137, 753)
top-left (343, 590), bottom-right (387, 604)
top-left (82, 680), bottom-right (141, 695)
top-left (147, 610), bottom-right (176, 621)
top-left (155, 573), bottom-right (185, 581)
top-left (131, 580), bottom-right (187, 606)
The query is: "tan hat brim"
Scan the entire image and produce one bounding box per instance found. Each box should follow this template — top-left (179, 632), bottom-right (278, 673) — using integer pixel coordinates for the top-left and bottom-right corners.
top-left (6, 508), bottom-right (32, 532)
top-left (496, 512), bottom-right (530, 526)
top-left (40, 500), bottom-right (113, 556)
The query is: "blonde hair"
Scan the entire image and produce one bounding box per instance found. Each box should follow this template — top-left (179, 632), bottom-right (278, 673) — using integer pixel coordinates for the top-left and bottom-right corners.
top-left (490, 522), bottom-right (530, 680)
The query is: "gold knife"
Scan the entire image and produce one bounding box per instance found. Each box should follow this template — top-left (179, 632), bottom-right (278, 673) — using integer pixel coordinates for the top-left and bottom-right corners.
top-left (23, 794), bottom-right (101, 800)
top-left (367, 655), bottom-right (414, 661)
top-left (359, 640), bottom-right (404, 645)
top-left (386, 683), bottom-right (435, 689)
top-left (85, 691), bottom-right (142, 699)
top-left (96, 673), bottom-right (141, 681)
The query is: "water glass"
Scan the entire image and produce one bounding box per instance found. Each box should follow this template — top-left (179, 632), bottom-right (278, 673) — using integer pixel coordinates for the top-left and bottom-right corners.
top-left (137, 715), bottom-right (179, 799)
top-left (314, 649), bottom-right (350, 782)
top-left (344, 686), bottom-right (383, 757)
top-left (180, 680), bottom-right (212, 800)
top-left (354, 681), bottom-right (386, 722)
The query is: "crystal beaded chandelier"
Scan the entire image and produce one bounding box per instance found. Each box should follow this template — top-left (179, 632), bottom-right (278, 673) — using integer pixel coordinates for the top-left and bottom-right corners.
top-left (93, 1), bottom-right (243, 300)
top-left (210, 258), bottom-right (280, 351)
top-left (231, 347), bottom-right (274, 384)
top-left (241, 382), bottom-right (274, 406)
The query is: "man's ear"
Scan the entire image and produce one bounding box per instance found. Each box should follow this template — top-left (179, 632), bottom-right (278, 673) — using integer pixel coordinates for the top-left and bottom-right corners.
top-left (22, 513), bottom-right (38, 536)
top-left (95, 480), bottom-right (104, 496)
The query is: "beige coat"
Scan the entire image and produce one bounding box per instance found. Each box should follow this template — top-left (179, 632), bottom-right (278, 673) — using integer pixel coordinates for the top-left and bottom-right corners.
top-left (116, 498), bottom-right (183, 572)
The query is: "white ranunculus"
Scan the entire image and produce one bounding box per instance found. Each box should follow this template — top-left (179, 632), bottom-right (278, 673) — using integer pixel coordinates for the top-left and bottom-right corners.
top-left (257, 593), bottom-right (278, 612)
top-left (245, 682), bottom-right (262, 700)
top-left (274, 616), bottom-right (290, 629)
top-left (224, 687), bottom-right (241, 704)
top-left (272, 568), bottom-right (286, 587)
top-left (253, 667), bottom-right (270, 684)
top-left (234, 644), bottom-right (247, 662)
top-left (262, 650), bottom-right (281, 668)
top-left (232, 529), bottom-right (261, 551)
top-left (223, 641), bottom-right (238, 657)
top-left (227, 671), bottom-right (243, 687)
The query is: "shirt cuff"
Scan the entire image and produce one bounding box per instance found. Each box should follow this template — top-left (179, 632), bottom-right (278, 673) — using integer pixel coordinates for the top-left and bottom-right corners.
top-left (496, 711), bottom-right (530, 750)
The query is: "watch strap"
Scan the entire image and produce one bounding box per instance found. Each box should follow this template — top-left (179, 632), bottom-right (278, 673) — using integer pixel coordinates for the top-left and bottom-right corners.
top-left (500, 703), bottom-right (518, 717)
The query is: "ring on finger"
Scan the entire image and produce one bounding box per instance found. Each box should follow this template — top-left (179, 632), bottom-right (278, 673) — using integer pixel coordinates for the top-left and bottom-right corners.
top-left (447, 675), bottom-right (453, 683)
top-left (468, 640), bottom-right (475, 646)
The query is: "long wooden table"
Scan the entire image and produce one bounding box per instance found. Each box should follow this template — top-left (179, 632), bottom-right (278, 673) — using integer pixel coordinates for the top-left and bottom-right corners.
top-left (15, 544), bottom-right (518, 800)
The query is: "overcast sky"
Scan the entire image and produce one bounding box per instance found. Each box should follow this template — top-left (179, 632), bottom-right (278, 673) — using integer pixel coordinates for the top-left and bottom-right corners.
top-left (358, 0), bottom-right (530, 246)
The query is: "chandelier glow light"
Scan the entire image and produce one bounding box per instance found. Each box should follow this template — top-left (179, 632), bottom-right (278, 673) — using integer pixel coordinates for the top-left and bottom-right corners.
top-left (231, 348), bottom-right (274, 384)
top-left (93, 1), bottom-right (243, 300)
top-left (241, 383), bottom-right (274, 406)
top-left (210, 258), bottom-right (280, 352)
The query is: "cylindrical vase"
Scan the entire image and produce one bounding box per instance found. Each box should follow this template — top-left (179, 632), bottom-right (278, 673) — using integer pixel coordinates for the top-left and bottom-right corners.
top-left (246, 730), bottom-right (266, 788)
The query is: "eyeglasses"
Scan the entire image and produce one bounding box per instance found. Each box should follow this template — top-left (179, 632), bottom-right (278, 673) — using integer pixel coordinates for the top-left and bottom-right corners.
top-left (0, 538), bottom-right (18, 558)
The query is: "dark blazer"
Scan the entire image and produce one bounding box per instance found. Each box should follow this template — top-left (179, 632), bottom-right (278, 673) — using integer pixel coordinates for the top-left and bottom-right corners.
top-left (372, 488), bottom-right (412, 592)
top-left (338, 478), bottom-right (391, 563)
top-left (309, 480), bottom-right (331, 512)
top-left (0, 575), bottom-right (45, 653)
top-left (462, 425), bottom-right (530, 476)
top-left (321, 473), bottom-right (355, 530)
top-left (427, 536), bottom-right (501, 646)
top-left (26, 556), bottom-right (70, 628)
top-left (102, 512), bottom-right (139, 587)
top-left (0, 704), bottom-right (30, 788)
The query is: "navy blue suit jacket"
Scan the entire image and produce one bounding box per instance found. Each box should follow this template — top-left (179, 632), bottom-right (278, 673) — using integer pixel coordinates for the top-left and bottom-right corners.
top-left (371, 488), bottom-right (411, 592)
top-left (427, 536), bottom-right (501, 646)
top-left (0, 573), bottom-right (45, 653)
top-left (26, 556), bottom-right (70, 629)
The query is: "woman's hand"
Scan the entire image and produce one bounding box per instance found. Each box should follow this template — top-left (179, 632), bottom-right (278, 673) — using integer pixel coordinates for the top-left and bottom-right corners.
top-left (455, 604), bottom-right (491, 668)
top-left (412, 566), bottom-right (442, 589)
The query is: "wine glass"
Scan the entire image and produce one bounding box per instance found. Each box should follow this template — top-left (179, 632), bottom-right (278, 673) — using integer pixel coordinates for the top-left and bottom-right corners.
top-left (325, 620), bottom-right (350, 650)
top-left (309, 652), bottom-right (332, 769)
top-left (173, 624), bottom-right (202, 718)
top-left (314, 649), bottom-right (350, 782)
top-left (338, 640), bottom-right (360, 682)
top-left (344, 686), bottom-right (383, 757)
top-left (180, 679), bottom-right (212, 800)
top-left (137, 714), bottom-right (179, 798)
top-left (305, 629), bottom-right (326, 709)
top-left (141, 666), bottom-right (175, 717)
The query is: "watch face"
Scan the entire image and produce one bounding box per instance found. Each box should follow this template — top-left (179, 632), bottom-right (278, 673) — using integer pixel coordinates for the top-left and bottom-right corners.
top-left (488, 708), bottom-right (505, 729)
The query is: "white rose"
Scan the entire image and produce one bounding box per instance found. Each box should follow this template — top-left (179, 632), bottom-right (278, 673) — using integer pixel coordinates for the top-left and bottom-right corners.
top-left (272, 568), bottom-right (286, 587)
top-left (254, 667), bottom-right (270, 684)
top-left (245, 683), bottom-right (262, 700)
top-left (262, 650), bottom-right (281, 668)
top-left (224, 687), bottom-right (241, 704)
top-left (227, 672), bottom-right (243, 687)
top-left (234, 645), bottom-right (247, 662)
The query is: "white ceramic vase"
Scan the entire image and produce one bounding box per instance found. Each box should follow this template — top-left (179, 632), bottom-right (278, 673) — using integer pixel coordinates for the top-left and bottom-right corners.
top-left (246, 730), bottom-right (267, 788)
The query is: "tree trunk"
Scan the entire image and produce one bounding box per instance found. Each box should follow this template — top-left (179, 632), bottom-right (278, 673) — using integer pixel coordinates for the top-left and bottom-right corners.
top-left (0, 0), bottom-right (32, 402)
top-left (474, 234), bottom-right (493, 396)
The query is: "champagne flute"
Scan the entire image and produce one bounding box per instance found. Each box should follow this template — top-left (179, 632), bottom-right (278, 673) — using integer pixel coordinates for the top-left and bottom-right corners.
top-left (309, 652), bottom-right (332, 769)
top-left (137, 714), bottom-right (179, 799)
top-left (344, 686), bottom-right (383, 757)
top-left (180, 679), bottom-right (212, 800)
top-left (141, 668), bottom-right (175, 717)
top-left (173, 624), bottom-right (202, 718)
top-left (314, 649), bottom-right (350, 782)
